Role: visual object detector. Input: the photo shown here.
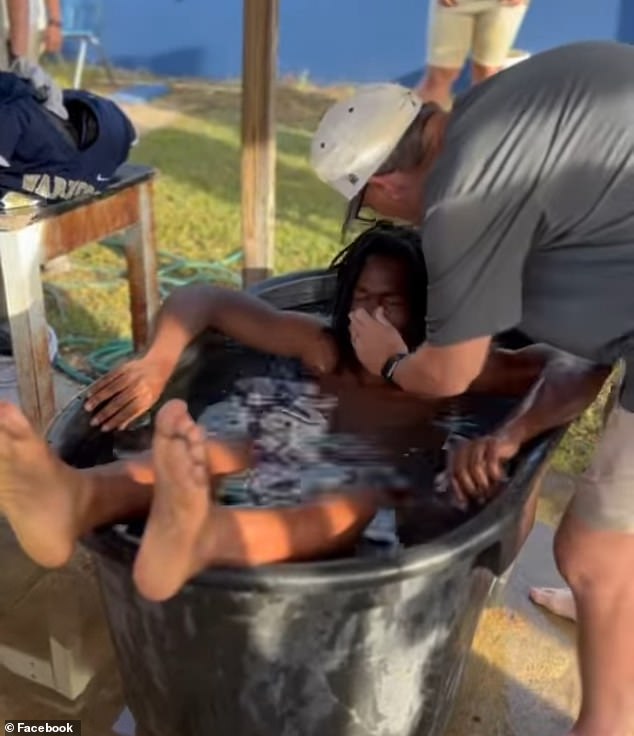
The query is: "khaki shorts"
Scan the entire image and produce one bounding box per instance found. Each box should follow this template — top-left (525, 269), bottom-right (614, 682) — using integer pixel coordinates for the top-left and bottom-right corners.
top-left (427, 0), bottom-right (529, 69)
top-left (570, 400), bottom-right (634, 533)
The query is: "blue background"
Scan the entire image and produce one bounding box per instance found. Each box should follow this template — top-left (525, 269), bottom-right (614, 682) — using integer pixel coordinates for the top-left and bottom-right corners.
top-left (74, 0), bottom-right (634, 84)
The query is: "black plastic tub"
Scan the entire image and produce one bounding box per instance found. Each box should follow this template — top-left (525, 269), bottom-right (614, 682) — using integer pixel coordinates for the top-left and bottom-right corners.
top-left (47, 270), bottom-right (563, 736)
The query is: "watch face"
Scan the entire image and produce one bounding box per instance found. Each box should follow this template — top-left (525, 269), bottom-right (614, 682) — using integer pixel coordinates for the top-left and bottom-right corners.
top-left (382, 353), bottom-right (406, 382)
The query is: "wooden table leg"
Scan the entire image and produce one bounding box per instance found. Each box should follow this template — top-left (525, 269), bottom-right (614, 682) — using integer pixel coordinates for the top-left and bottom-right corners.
top-left (0, 226), bottom-right (55, 432)
top-left (123, 181), bottom-right (160, 351)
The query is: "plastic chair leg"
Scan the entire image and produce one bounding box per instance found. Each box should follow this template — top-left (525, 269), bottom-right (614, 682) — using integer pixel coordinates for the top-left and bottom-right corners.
top-left (73, 38), bottom-right (88, 89)
top-left (94, 39), bottom-right (116, 85)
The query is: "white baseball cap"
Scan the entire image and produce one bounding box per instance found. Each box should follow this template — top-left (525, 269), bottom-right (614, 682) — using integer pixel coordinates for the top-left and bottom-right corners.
top-left (311, 83), bottom-right (425, 237)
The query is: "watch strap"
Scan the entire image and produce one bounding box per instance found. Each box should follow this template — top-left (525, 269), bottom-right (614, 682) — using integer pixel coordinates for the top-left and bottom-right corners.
top-left (381, 353), bottom-right (408, 384)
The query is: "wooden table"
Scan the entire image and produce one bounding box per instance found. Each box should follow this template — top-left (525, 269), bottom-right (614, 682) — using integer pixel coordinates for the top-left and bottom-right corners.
top-left (0, 164), bottom-right (159, 432)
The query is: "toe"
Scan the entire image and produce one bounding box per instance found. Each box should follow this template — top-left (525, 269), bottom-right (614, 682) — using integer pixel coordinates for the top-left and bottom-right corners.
top-left (0, 401), bottom-right (34, 439)
top-left (529, 586), bottom-right (555, 605)
top-left (174, 412), bottom-right (196, 439)
top-left (529, 587), bottom-right (575, 619)
top-left (186, 423), bottom-right (207, 460)
top-left (155, 400), bottom-right (189, 436)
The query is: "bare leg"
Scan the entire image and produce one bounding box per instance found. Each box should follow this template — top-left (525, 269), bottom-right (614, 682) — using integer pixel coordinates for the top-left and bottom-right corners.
top-left (415, 65), bottom-right (460, 109)
top-left (0, 401), bottom-right (157, 567)
top-left (471, 62), bottom-right (502, 85)
top-left (0, 400), bottom-right (249, 569)
top-left (132, 400), bottom-right (212, 602)
top-left (529, 587), bottom-right (577, 622)
top-left (555, 510), bottom-right (634, 736)
top-left (133, 400), bottom-right (381, 602)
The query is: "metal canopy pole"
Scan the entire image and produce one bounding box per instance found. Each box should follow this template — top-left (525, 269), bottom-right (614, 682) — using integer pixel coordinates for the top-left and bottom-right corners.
top-left (240, 0), bottom-right (279, 287)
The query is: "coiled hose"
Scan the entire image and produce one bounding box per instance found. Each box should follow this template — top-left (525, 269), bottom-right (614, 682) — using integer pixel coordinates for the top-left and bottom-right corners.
top-left (51, 240), bottom-right (242, 385)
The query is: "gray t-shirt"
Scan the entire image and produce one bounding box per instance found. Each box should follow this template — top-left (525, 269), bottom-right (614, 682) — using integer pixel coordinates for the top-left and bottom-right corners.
top-left (422, 41), bottom-right (634, 408)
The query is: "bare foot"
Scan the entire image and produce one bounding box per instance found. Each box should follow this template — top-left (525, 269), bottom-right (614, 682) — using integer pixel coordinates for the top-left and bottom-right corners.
top-left (0, 401), bottom-right (88, 567)
top-left (133, 400), bottom-right (213, 602)
top-left (529, 586), bottom-right (577, 622)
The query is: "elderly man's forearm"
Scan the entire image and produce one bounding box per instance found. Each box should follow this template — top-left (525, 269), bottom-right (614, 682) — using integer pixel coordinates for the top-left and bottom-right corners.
top-left (393, 341), bottom-right (489, 398)
top-left (393, 352), bottom-right (469, 397)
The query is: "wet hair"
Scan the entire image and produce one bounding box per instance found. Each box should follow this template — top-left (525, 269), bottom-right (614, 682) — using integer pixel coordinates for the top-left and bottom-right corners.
top-left (328, 220), bottom-right (428, 369)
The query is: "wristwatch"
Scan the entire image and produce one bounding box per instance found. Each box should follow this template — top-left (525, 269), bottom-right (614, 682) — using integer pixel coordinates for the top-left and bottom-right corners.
top-left (381, 353), bottom-right (408, 384)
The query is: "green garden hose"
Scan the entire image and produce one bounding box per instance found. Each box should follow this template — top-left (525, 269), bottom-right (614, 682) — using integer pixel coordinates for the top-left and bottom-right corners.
top-left (52, 241), bottom-right (243, 385)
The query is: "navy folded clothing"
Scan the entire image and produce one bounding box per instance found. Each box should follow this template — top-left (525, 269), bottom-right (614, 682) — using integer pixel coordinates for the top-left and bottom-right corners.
top-left (0, 72), bottom-right (136, 203)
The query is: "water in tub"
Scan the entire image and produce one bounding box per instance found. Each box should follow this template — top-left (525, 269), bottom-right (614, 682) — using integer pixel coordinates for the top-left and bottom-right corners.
top-left (125, 355), bottom-right (511, 557)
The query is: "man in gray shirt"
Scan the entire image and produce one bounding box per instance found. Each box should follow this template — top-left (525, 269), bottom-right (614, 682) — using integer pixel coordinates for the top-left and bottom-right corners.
top-left (311, 41), bottom-right (634, 736)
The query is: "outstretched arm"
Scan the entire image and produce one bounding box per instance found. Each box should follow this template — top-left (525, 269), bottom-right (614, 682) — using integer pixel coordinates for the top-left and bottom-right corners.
top-left (85, 284), bottom-right (334, 430)
top-left (140, 283), bottom-right (330, 371)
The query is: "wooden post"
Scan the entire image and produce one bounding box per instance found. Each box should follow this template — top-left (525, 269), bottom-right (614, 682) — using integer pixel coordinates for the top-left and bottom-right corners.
top-left (241, 0), bottom-right (279, 287)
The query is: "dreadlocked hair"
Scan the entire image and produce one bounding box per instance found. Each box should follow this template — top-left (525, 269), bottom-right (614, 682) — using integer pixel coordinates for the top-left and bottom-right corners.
top-left (328, 220), bottom-right (428, 371)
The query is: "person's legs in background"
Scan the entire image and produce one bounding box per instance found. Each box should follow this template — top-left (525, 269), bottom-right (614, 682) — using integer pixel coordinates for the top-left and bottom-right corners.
top-left (471, 0), bottom-right (529, 83)
top-left (416, 1), bottom-right (473, 108)
top-left (417, 0), bottom-right (529, 105)
top-left (0, 0), bottom-right (40, 68)
top-left (553, 403), bottom-right (634, 736)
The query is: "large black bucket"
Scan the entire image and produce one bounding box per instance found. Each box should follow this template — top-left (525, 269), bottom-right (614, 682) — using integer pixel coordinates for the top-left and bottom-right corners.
top-left (47, 270), bottom-right (562, 736)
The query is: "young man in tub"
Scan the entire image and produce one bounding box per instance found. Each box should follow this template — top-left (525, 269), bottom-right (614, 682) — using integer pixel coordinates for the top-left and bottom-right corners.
top-left (0, 222), bottom-right (608, 601)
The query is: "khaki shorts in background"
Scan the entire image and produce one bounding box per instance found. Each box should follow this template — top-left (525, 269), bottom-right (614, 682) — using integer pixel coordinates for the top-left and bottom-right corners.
top-left (570, 400), bottom-right (634, 534)
top-left (427, 0), bottom-right (529, 69)
top-left (0, 0), bottom-right (45, 69)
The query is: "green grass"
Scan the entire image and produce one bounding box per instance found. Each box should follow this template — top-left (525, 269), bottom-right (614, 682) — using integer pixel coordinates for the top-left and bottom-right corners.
top-left (44, 80), bottom-right (345, 364)
top-left (552, 380), bottom-right (610, 475)
top-left (42, 74), bottom-right (603, 475)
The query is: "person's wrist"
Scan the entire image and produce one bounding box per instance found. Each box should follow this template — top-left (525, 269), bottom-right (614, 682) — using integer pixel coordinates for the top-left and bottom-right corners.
top-left (142, 348), bottom-right (178, 378)
top-left (391, 352), bottom-right (412, 387)
top-left (47, 18), bottom-right (62, 27)
top-left (493, 423), bottom-right (524, 456)
top-left (381, 352), bottom-right (409, 385)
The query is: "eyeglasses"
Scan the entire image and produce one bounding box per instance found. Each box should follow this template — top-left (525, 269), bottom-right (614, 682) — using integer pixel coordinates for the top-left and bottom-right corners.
top-left (356, 205), bottom-right (377, 225)
top-left (341, 184), bottom-right (377, 241)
